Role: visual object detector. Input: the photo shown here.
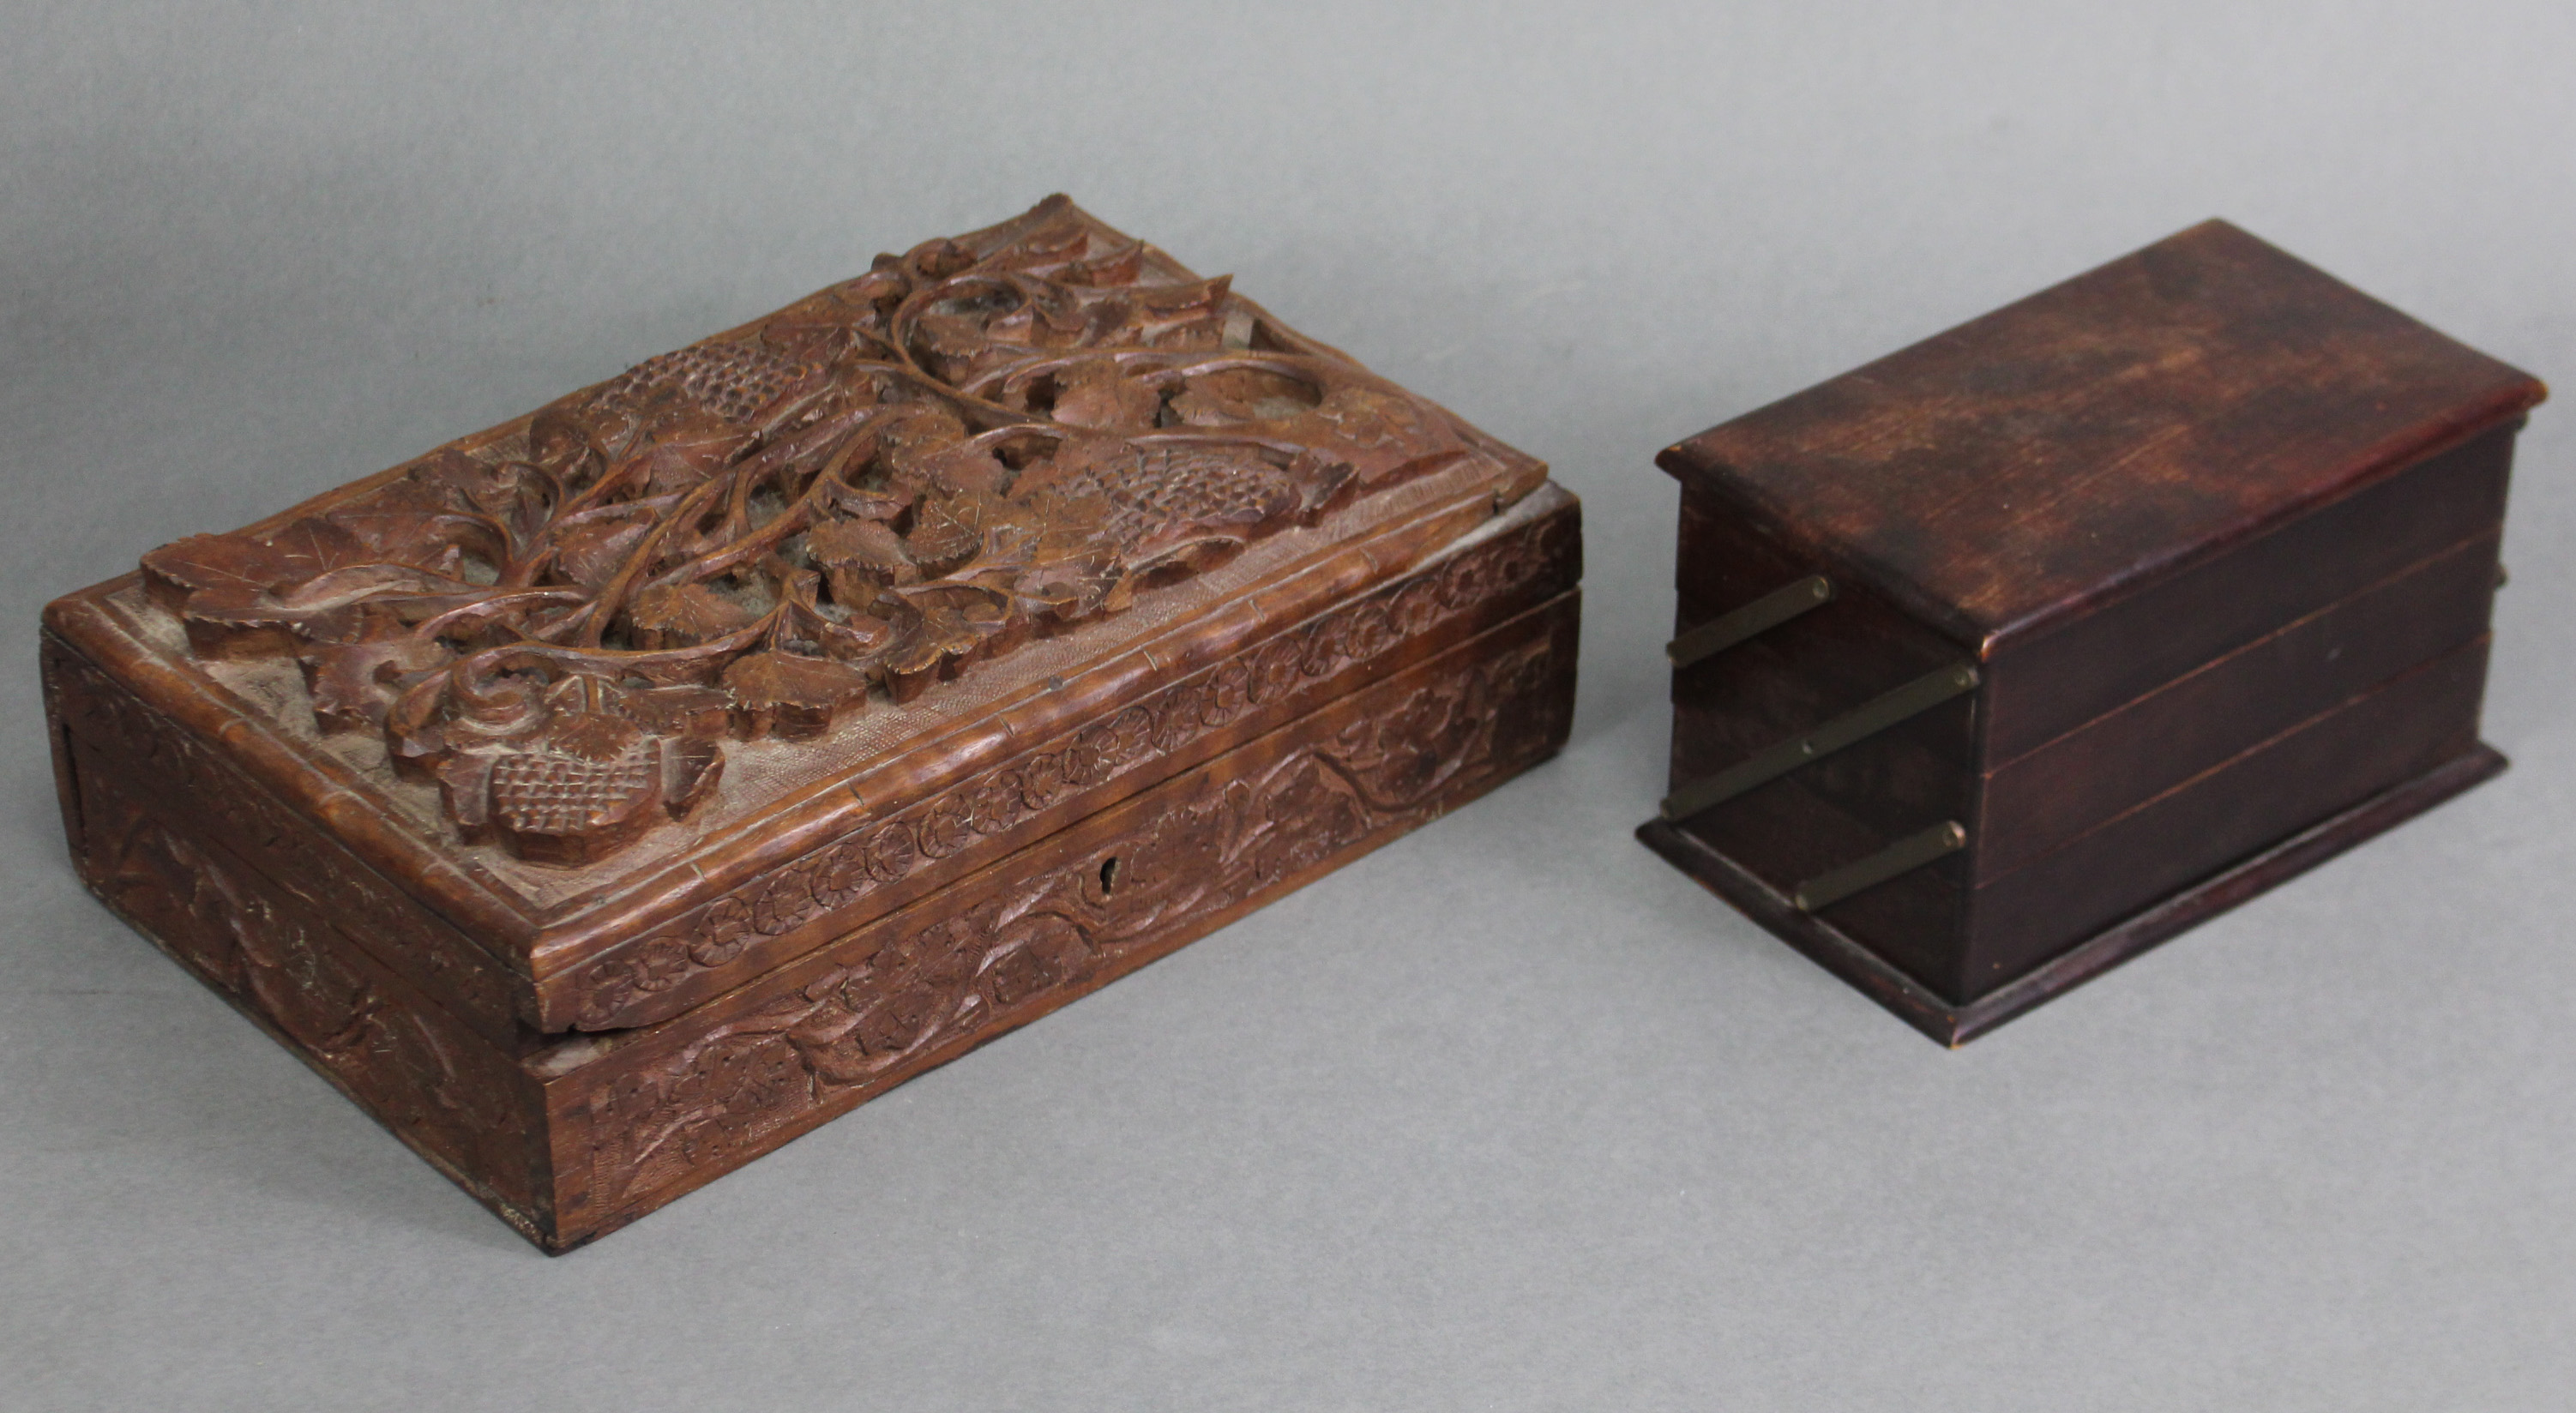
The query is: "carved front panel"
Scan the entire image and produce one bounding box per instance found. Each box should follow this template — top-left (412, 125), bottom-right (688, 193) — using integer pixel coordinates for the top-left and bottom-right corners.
top-left (554, 497), bottom-right (1580, 1030)
top-left (552, 592), bottom-right (1577, 1240)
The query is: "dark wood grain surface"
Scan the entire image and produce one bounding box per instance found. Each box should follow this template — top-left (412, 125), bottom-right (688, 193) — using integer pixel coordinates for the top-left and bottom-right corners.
top-left (1659, 219), bottom-right (2542, 651)
top-left (1959, 635), bottom-right (2490, 993)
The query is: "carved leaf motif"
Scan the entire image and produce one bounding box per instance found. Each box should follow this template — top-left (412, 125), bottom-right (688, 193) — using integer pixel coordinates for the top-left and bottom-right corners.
top-left (1008, 552), bottom-right (1127, 625)
top-left (1049, 362), bottom-right (1162, 430)
top-left (325, 477), bottom-right (483, 571)
top-left (630, 411), bottom-right (760, 498)
top-left (722, 651), bottom-right (875, 739)
top-left (268, 562), bottom-right (478, 614)
top-left (131, 195), bottom-right (1505, 866)
top-left (554, 515), bottom-right (657, 590)
top-left (142, 519), bottom-right (370, 607)
top-left (408, 452), bottom-right (556, 553)
top-left (903, 495), bottom-right (983, 575)
top-left (882, 598), bottom-right (1008, 703)
top-left (143, 519), bottom-right (482, 654)
top-left (628, 583), bottom-right (761, 650)
top-left (807, 517), bottom-right (919, 595)
top-left (305, 637), bottom-right (455, 734)
top-left (1166, 365), bottom-right (1323, 426)
top-left (800, 604), bottom-right (898, 664)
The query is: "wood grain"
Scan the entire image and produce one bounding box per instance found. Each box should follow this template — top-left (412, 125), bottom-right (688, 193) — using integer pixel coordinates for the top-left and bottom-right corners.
top-left (1660, 219), bottom-right (2541, 651)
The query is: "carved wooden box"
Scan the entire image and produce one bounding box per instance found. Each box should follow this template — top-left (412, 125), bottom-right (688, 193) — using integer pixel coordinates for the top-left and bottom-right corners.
top-left (1638, 220), bottom-right (2540, 1044)
top-left (41, 196), bottom-right (1580, 1251)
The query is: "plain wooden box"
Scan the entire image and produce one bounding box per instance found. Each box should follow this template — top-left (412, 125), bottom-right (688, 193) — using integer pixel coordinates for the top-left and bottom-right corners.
top-left (1639, 220), bottom-right (2541, 1044)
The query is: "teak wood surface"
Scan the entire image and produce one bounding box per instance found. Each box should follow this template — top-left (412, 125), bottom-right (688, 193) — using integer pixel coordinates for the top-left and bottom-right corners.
top-left (1648, 219), bottom-right (2542, 1040)
top-left (39, 197), bottom-right (1581, 1249)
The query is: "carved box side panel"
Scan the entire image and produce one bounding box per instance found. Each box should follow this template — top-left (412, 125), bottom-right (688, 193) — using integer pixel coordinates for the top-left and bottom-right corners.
top-left (540, 589), bottom-right (1579, 1250)
top-left (551, 492), bottom-right (1582, 1031)
top-left (54, 746), bottom-right (553, 1242)
top-left (43, 632), bottom-right (534, 1044)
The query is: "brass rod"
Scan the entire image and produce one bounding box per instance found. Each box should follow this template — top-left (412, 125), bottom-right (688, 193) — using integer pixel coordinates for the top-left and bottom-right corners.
top-left (1792, 820), bottom-right (1968, 911)
top-left (1659, 662), bottom-right (1980, 822)
top-left (1665, 574), bottom-right (1834, 670)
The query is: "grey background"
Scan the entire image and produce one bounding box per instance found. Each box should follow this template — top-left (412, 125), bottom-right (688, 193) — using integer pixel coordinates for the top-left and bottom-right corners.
top-left (4, 3), bottom-right (2572, 1407)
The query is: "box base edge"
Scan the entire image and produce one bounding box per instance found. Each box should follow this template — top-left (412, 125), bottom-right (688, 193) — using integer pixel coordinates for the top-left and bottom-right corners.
top-left (1636, 743), bottom-right (2507, 1046)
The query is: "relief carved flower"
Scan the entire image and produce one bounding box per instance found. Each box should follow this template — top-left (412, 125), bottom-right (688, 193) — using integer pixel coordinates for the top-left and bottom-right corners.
top-left (628, 936), bottom-right (695, 992)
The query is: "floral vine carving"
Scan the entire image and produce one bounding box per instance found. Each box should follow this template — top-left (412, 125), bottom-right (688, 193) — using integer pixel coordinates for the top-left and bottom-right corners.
top-left (586, 631), bottom-right (1566, 1206)
top-left (569, 509), bottom-right (1575, 1030)
top-left (45, 638), bottom-right (521, 1030)
top-left (137, 195), bottom-right (1494, 866)
top-left (81, 770), bottom-right (539, 1210)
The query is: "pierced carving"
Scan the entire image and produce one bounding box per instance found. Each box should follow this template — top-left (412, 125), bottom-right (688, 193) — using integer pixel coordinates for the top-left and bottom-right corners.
top-left (136, 195), bottom-right (1500, 865)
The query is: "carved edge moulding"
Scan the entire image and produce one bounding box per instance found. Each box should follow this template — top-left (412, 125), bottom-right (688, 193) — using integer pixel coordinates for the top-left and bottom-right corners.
top-left (44, 195), bottom-right (1565, 1035)
top-left (40, 195), bottom-right (1583, 1250)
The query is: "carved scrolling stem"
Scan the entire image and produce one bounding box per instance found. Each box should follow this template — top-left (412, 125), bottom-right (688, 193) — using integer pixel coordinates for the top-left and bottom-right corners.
top-left (137, 195), bottom-right (1505, 866)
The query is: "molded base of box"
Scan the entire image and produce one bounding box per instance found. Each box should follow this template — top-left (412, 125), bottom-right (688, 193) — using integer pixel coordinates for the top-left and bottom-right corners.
top-left (1636, 743), bottom-right (2507, 1046)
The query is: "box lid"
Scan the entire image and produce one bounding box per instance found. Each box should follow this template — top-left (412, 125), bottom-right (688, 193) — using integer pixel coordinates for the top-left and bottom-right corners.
top-left (1658, 219), bottom-right (2544, 652)
top-left (46, 196), bottom-right (1552, 1027)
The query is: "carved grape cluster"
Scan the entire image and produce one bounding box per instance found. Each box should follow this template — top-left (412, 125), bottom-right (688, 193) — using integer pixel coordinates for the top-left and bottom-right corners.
top-left (136, 195), bottom-right (1497, 866)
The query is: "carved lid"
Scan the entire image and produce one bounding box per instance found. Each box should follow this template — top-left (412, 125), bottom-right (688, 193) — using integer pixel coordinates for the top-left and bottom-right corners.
top-left (92, 197), bottom-right (1547, 976)
top-left (1659, 219), bottom-right (2545, 652)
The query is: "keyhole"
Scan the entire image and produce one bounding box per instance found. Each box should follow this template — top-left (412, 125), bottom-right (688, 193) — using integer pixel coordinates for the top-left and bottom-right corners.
top-left (1099, 857), bottom-right (1122, 894)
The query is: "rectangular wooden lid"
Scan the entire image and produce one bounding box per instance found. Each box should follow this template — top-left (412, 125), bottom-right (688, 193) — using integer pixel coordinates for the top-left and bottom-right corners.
top-left (1658, 219), bottom-right (2544, 652)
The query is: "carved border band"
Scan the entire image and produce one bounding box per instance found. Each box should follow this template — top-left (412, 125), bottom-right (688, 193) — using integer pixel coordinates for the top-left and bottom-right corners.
top-left (564, 594), bottom-right (1578, 1229)
top-left (561, 504), bottom-right (1578, 1029)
